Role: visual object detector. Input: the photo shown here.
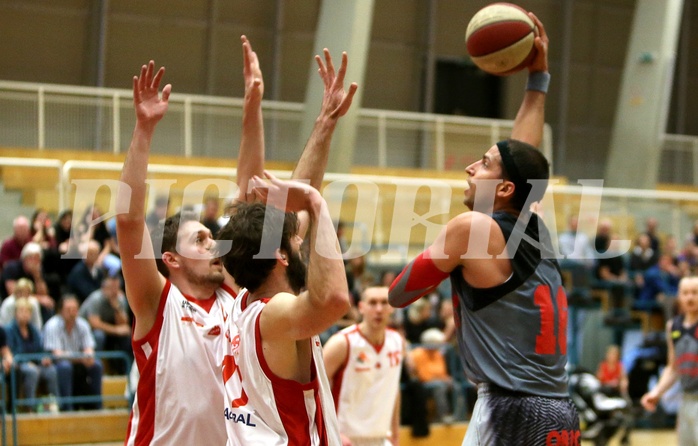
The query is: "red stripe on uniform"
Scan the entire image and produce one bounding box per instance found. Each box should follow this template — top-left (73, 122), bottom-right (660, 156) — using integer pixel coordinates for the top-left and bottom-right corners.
top-left (254, 311), bottom-right (322, 445)
top-left (128, 280), bottom-right (171, 446)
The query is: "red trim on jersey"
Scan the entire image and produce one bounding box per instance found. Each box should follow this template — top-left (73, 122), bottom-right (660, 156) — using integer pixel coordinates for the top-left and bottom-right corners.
top-left (128, 280), bottom-right (171, 446)
top-left (182, 291), bottom-right (217, 313)
top-left (254, 310), bottom-right (327, 445)
top-left (390, 252), bottom-right (450, 308)
top-left (355, 325), bottom-right (386, 354)
top-left (331, 330), bottom-right (352, 413)
top-left (220, 283), bottom-right (238, 298)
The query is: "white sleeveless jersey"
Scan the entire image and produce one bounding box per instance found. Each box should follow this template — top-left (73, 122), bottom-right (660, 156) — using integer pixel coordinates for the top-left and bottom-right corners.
top-left (222, 294), bottom-right (341, 445)
top-left (331, 325), bottom-right (404, 440)
top-left (125, 280), bottom-right (237, 446)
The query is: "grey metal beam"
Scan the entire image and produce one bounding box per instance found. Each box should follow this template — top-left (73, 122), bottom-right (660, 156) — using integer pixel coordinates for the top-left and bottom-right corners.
top-left (605, 0), bottom-right (684, 188)
top-left (298, 0), bottom-right (375, 173)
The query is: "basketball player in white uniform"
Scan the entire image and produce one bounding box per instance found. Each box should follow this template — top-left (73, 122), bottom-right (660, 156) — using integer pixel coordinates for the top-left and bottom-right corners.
top-left (218, 173), bottom-right (351, 445)
top-left (324, 286), bottom-right (405, 446)
top-left (118, 39), bottom-right (356, 444)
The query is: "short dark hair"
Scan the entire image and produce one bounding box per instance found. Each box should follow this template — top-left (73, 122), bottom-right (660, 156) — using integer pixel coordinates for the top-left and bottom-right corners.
top-left (500, 139), bottom-right (550, 211)
top-left (218, 202), bottom-right (298, 293)
top-left (153, 211), bottom-right (200, 277)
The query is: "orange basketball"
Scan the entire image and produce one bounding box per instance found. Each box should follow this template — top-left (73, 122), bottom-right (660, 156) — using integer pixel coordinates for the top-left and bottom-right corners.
top-left (465, 3), bottom-right (538, 76)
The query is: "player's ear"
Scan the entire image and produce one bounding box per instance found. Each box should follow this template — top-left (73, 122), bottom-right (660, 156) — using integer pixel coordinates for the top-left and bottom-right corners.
top-left (162, 252), bottom-right (179, 269)
top-left (276, 249), bottom-right (288, 266)
top-left (497, 180), bottom-right (516, 200)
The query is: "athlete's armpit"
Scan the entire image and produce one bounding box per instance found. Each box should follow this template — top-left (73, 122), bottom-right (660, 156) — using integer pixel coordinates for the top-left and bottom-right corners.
top-left (388, 252), bottom-right (450, 308)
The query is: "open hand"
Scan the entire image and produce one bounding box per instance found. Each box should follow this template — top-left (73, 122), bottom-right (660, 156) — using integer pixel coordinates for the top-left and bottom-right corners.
top-left (250, 170), bottom-right (320, 213)
top-left (316, 49), bottom-right (358, 120)
top-left (133, 60), bottom-right (171, 126)
top-left (241, 35), bottom-right (264, 103)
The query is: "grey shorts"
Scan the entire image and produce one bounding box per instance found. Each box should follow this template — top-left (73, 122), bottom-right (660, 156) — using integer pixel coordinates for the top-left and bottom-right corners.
top-left (462, 384), bottom-right (581, 446)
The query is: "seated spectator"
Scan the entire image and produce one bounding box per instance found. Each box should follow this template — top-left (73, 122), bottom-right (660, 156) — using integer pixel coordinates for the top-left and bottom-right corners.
top-left (0, 215), bottom-right (31, 270)
top-left (43, 295), bottom-right (102, 411)
top-left (0, 278), bottom-right (43, 329)
top-left (403, 296), bottom-right (439, 345)
top-left (558, 214), bottom-right (595, 267)
top-left (79, 275), bottom-right (132, 374)
top-left (30, 208), bottom-right (56, 252)
top-left (51, 209), bottom-right (80, 283)
top-left (596, 344), bottom-right (628, 398)
top-left (636, 254), bottom-right (681, 321)
top-left (629, 233), bottom-right (659, 290)
top-left (2, 242), bottom-right (59, 322)
top-left (6, 297), bottom-right (59, 412)
top-left (66, 240), bottom-right (105, 304)
top-left (76, 205), bottom-right (121, 277)
top-left (408, 328), bottom-right (465, 424)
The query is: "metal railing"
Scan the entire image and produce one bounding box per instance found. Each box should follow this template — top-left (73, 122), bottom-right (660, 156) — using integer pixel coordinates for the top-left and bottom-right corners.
top-left (9, 351), bottom-right (131, 446)
top-left (0, 80), bottom-right (551, 172)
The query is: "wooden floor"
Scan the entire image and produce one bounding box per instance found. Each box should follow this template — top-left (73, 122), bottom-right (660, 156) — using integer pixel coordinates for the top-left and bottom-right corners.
top-left (5, 417), bottom-right (677, 445)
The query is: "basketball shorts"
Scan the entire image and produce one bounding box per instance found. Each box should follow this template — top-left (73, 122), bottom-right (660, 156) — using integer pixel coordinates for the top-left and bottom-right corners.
top-left (462, 383), bottom-right (580, 446)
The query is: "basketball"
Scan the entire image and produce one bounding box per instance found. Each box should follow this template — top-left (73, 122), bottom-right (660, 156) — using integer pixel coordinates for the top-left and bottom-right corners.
top-left (465, 3), bottom-right (537, 76)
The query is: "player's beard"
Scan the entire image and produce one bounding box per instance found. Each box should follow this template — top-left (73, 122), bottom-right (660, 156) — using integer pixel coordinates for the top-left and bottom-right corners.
top-left (183, 262), bottom-right (225, 288)
top-left (286, 249), bottom-right (307, 295)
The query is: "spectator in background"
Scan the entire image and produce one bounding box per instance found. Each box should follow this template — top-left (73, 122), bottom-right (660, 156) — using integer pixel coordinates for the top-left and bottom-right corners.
top-left (594, 218), bottom-right (614, 254)
top-left (0, 278), bottom-right (42, 329)
top-left (77, 206), bottom-right (121, 277)
top-left (145, 196), bottom-right (168, 235)
top-left (0, 215), bottom-right (31, 269)
top-left (52, 209), bottom-right (80, 283)
top-left (201, 195), bottom-right (221, 237)
top-left (79, 275), bottom-right (131, 374)
top-left (66, 240), bottom-right (105, 304)
top-left (2, 242), bottom-right (58, 322)
top-left (677, 238), bottom-right (698, 277)
top-left (629, 233), bottom-right (659, 290)
top-left (6, 297), bottom-right (59, 412)
top-left (409, 328), bottom-right (465, 424)
top-left (558, 214), bottom-right (595, 267)
top-left (636, 254), bottom-right (682, 321)
top-left (596, 344), bottom-right (628, 397)
top-left (0, 325), bottom-right (13, 380)
top-left (402, 296), bottom-right (438, 345)
top-left (30, 208), bottom-right (56, 251)
top-left (43, 295), bottom-right (102, 411)
top-left (643, 217), bottom-right (661, 254)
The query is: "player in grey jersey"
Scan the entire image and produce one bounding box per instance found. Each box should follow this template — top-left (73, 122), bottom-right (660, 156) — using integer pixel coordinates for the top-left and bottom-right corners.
top-left (388, 13), bottom-right (580, 446)
top-left (642, 276), bottom-right (698, 445)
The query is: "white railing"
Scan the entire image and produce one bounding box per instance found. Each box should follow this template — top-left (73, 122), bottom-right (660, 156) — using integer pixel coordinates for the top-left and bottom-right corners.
top-left (2, 156), bottom-right (698, 267)
top-left (0, 80), bottom-right (549, 172)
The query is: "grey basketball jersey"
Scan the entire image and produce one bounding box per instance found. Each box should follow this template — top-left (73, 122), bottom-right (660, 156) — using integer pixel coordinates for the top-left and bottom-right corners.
top-left (450, 210), bottom-right (569, 397)
top-left (671, 315), bottom-right (698, 394)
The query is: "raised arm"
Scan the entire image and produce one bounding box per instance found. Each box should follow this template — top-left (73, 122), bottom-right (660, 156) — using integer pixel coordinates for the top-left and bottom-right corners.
top-left (236, 35), bottom-right (266, 202)
top-left (292, 49), bottom-right (358, 189)
top-left (116, 61), bottom-right (169, 338)
top-left (254, 172), bottom-right (351, 341)
top-left (510, 13), bottom-right (549, 147)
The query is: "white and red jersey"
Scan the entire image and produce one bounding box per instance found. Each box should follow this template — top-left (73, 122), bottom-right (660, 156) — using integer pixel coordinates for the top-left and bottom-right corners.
top-left (125, 280), bottom-right (237, 446)
top-left (331, 325), bottom-right (403, 441)
top-left (222, 293), bottom-right (341, 445)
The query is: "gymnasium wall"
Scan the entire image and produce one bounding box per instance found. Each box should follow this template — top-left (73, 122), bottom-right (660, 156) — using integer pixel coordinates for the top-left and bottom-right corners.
top-left (0, 0), bottom-right (697, 182)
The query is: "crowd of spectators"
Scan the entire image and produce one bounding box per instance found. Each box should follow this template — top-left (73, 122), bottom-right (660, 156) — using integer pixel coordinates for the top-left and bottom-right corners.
top-left (0, 206), bottom-right (132, 413)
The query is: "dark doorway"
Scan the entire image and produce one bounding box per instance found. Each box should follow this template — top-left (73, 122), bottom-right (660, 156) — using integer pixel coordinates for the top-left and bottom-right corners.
top-left (434, 59), bottom-right (502, 118)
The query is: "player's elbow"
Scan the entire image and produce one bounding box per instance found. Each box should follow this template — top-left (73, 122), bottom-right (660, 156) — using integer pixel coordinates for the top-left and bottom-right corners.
top-left (329, 290), bottom-right (352, 317)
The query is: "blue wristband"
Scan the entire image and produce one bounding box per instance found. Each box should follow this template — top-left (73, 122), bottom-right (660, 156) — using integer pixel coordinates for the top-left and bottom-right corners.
top-left (526, 71), bottom-right (551, 93)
